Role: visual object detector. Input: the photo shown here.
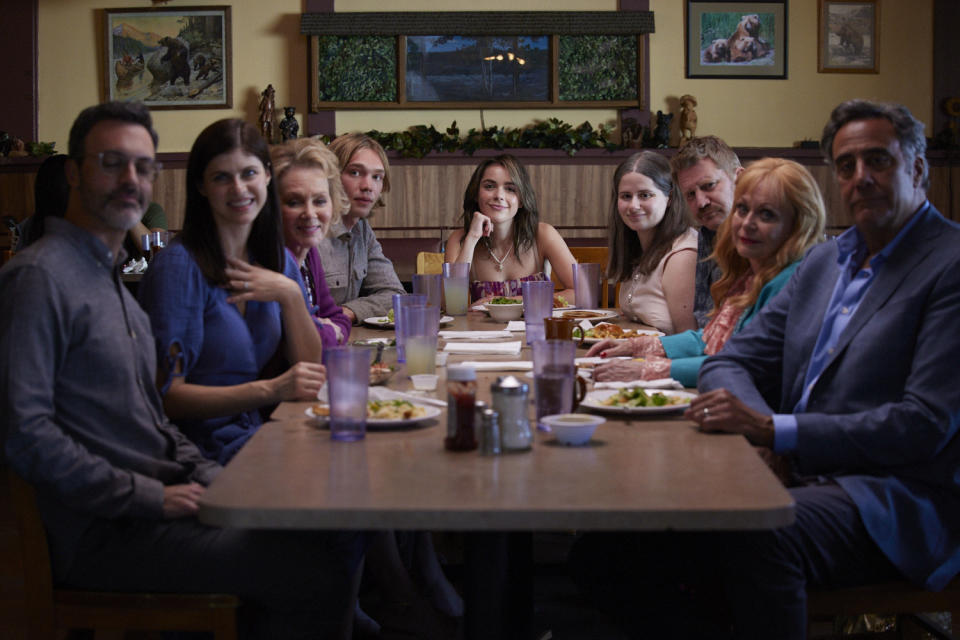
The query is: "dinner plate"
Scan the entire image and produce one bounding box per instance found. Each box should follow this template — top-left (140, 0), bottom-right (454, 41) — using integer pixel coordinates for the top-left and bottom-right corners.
top-left (306, 404), bottom-right (441, 429)
top-left (363, 315), bottom-right (455, 328)
top-left (577, 326), bottom-right (664, 345)
top-left (554, 309), bottom-right (619, 322)
top-left (580, 389), bottom-right (696, 415)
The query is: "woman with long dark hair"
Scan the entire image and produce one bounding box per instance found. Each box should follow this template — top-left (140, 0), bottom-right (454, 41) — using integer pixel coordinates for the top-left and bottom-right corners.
top-left (445, 154), bottom-right (576, 304)
top-left (608, 151), bottom-right (698, 334)
top-left (139, 119), bottom-right (324, 464)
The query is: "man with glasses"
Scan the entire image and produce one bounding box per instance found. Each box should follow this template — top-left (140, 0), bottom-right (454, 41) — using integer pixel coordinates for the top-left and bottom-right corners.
top-left (571, 100), bottom-right (960, 638)
top-left (0, 102), bottom-right (361, 639)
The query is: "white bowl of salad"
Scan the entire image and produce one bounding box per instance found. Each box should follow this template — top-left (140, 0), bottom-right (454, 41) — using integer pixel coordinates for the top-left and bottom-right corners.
top-left (485, 297), bottom-right (524, 321)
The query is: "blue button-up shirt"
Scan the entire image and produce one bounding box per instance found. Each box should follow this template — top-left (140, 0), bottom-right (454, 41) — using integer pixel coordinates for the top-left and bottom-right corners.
top-left (773, 202), bottom-right (930, 452)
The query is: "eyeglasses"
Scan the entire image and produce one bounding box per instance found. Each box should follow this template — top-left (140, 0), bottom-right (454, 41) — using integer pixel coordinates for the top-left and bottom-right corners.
top-left (86, 151), bottom-right (162, 181)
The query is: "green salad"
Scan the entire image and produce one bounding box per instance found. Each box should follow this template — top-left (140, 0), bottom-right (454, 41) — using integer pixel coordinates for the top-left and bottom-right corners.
top-left (489, 297), bottom-right (522, 305)
top-left (601, 388), bottom-right (686, 408)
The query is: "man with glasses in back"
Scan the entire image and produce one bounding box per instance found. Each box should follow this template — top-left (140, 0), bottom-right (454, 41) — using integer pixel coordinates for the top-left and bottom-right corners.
top-left (571, 100), bottom-right (960, 638)
top-left (0, 102), bottom-right (361, 639)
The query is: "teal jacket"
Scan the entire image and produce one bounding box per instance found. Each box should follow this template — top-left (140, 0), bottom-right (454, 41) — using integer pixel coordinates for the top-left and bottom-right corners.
top-left (660, 263), bottom-right (799, 387)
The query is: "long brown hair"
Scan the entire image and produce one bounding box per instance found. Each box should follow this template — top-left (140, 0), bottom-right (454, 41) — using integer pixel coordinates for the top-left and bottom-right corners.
top-left (607, 151), bottom-right (689, 281)
top-left (180, 119), bottom-right (283, 284)
top-left (710, 158), bottom-right (826, 311)
top-left (459, 154), bottom-right (539, 257)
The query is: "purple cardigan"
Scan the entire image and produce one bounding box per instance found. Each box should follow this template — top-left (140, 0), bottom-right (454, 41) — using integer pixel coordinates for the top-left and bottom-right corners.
top-left (299, 247), bottom-right (351, 348)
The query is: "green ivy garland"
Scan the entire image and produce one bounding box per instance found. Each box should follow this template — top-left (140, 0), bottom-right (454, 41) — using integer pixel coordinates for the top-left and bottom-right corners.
top-left (347, 118), bottom-right (620, 158)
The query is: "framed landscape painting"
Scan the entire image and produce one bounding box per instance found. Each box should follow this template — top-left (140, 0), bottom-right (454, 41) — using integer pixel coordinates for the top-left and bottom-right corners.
top-left (104, 6), bottom-right (232, 109)
top-left (686, 1), bottom-right (787, 79)
top-left (818, 0), bottom-right (879, 73)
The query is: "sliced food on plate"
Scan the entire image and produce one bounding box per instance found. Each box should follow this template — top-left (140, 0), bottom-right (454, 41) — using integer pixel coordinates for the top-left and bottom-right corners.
top-left (311, 399), bottom-right (427, 420)
top-left (574, 323), bottom-right (664, 340)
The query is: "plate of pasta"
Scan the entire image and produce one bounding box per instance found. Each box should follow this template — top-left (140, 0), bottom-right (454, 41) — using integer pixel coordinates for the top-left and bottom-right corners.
top-left (307, 400), bottom-right (441, 428)
top-left (572, 322), bottom-right (664, 344)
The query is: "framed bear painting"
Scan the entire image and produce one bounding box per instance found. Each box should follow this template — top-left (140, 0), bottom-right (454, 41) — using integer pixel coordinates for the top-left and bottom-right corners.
top-left (685, 1), bottom-right (787, 79)
top-left (103, 6), bottom-right (232, 109)
top-left (818, 0), bottom-right (879, 73)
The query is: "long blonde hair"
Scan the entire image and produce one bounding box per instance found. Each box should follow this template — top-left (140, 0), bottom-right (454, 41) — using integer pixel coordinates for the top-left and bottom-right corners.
top-left (270, 137), bottom-right (350, 233)
top-left (710, 158), bottom-right (825, 311)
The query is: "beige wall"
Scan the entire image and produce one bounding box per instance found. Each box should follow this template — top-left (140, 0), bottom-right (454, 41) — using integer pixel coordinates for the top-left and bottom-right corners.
top-left (38, 0), bottom-right (933, 152)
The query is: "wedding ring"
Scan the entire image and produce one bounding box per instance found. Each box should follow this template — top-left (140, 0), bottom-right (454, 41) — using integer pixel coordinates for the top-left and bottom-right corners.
top-left (702, 407), bottom-right (710, 417)
top-left (243, 281), bottom-right (249, 291)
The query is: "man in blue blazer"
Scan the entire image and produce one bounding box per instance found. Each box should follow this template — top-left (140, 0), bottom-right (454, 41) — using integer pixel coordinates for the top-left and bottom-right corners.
top-left (569, 100), bottom-right (960, 638)
top-left (685, 100), bottom-right (960, 636)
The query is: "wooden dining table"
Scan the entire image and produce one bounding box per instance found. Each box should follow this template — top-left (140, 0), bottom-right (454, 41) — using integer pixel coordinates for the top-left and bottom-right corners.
top-left (198, 309), bottom-right (795, 638)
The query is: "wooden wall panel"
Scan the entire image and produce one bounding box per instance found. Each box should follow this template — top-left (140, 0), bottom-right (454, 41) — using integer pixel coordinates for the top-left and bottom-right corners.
top-left (928, 166), bottom-right (960, 222)
top-left (0, 172), bottom-right (36, 221)
top-left (153, 168), bottom-right (187, 230)
top-left (4, 155), bottom-right (958, 237)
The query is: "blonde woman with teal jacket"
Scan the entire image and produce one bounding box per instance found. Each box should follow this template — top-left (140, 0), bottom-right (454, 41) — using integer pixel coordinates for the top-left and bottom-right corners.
top-left (590, 158), bottom-right (826, 387)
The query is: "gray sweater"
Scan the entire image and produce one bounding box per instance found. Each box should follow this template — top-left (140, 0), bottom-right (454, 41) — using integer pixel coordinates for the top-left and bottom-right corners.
top-left (317, 218), bottom-right (405, 322)
top-left (0, 218), bottom-right (219, 579)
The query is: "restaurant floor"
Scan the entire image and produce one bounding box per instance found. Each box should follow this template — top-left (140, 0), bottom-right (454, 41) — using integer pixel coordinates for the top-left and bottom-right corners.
top-left (368, 533), bottom-right (953, 640)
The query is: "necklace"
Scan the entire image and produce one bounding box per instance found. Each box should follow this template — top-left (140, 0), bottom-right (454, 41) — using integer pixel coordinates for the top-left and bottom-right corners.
top-left (484, 239), bottom-right (512, 272)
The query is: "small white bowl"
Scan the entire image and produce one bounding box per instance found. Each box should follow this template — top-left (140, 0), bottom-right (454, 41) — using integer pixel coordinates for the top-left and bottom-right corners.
top-left (410, 374), bottom-right (439, 391)
top-left (540, 413), bottom-right (605, 446)
top-left (485, 303), bottom-right (524, 322)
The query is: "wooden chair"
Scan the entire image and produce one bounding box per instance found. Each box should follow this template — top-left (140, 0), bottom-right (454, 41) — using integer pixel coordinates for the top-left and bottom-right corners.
top-left (416, 251), bottom-right (445, 275)
top-left (807, 579), bottom-right (960, 639)
top-left (550, 246), bottom-right (611, 308)
top-left (0, 467), bottom-right (238, 639)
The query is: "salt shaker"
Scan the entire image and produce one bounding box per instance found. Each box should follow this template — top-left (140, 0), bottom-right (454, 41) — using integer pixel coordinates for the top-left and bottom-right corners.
top-left (491, 375), bottom-right (531, 451)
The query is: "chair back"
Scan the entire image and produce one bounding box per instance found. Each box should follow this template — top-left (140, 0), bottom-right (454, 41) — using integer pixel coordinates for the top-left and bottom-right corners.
top-left (1, 466), bottom-right (239, 638)
top-left (550, 246), bottom-right (611, 308)
top-left (0, 466), bottom-right (56, 637)
top-left (416, 252), bottom-right (445, 275)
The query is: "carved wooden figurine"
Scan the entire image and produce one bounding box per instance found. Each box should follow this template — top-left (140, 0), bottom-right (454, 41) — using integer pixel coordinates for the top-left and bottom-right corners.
top-left (679, 95), bottom-right (698, 146)
top-left (279, 106), bottom-right (299, 142)
top-left (258, 84), bottom-right (276, 142)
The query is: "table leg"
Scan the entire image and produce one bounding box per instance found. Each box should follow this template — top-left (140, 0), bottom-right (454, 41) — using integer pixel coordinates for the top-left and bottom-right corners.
top-left (463, 532), bottom-right (533, 640)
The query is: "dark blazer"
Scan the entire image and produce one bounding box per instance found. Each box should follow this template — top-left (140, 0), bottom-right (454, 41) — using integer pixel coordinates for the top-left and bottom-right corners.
top-left (699, 204), bottom-right (960, 590)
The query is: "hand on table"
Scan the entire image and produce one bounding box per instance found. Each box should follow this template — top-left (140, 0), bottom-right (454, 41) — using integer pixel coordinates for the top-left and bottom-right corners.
top-left (585, 335), bottom-right (666, 358)
top-left (685, 388), bottom-right (775, 448)
top-left (593, 356), bottom-right (671, 382)
top-left (224, 257), bottom-right (301, 304)
top-left (162, 482), bottom-right (205, 519)
top-left (270, 361), bottom-right (327, 402)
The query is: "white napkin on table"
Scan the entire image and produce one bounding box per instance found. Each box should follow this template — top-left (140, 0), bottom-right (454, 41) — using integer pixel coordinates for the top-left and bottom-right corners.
top-left (443, 341), bottom-right (522, 355)
top-left (592, 378), bottom-right (685, 390)
top-left (439, 330), bottom-right (513, 340)
top-left (458, 360), bottom-right (533, 372)
top-left (505, 321), bottom-right (526, 332)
